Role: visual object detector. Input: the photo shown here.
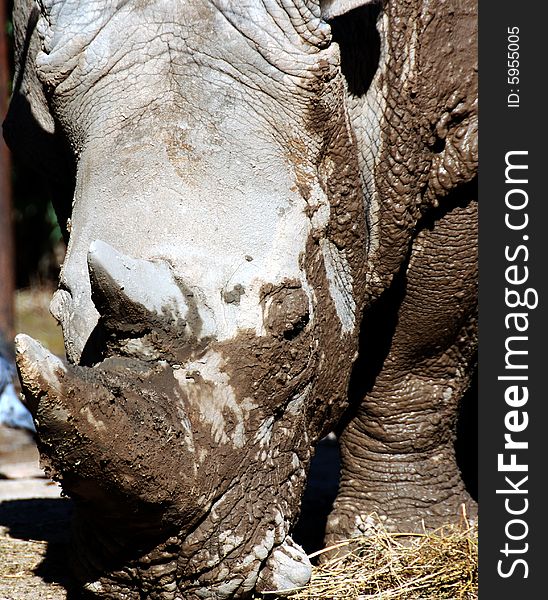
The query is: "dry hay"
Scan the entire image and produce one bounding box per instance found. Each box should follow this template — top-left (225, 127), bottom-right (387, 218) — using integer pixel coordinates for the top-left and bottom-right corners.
top-left (262, 516), bottom-right (477, 600)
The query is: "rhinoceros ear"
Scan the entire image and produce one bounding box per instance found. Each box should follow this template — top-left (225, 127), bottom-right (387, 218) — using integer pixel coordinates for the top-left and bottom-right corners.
top-left (320, 0), bottom-right (378, 20)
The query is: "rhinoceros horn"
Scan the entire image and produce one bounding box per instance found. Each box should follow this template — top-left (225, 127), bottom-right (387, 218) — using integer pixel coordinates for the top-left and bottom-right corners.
top-left (15, 333), bottom-right (197, 521)
top-left (87, 240), bottom-right (190, 330)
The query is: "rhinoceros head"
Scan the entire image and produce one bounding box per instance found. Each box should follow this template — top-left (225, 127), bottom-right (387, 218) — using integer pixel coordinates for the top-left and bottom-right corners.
top-left (11, 0), bottom-right (371, 596)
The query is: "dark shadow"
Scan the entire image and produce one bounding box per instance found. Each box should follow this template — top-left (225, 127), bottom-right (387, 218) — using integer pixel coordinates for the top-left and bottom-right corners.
top-left (0, 498), bottom-right (75, 591)
top-left (292, 436), bottom-right (340, 558)
top-left (330, 4), bottom-right (382, 97)
top-left (341, 257), bottom-right (410, 435)
top-left (79, 321), bottom-right (108, 367)
top-left (3, 7), bottom-right (76, 259)
top-left (293, 251), bottom-right (409, 558)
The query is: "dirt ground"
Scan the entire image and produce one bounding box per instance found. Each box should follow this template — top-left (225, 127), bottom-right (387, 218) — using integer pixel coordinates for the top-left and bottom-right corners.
top-left (0, 426), bottom-right (72, 600)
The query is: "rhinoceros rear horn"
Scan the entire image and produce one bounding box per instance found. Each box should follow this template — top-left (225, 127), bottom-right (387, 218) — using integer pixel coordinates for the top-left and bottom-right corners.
top-left (87, 240), bottom-right (189, 330)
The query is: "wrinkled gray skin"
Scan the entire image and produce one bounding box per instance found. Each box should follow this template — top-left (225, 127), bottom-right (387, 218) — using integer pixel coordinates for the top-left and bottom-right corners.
top-left (4, 0), bottom-right (477, 598)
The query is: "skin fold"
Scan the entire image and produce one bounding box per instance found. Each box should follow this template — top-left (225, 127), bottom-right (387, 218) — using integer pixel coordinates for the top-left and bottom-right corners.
top-left (4, 0), bottom-right (477, 598)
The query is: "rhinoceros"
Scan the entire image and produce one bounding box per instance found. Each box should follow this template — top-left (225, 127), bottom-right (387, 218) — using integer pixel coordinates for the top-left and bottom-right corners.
top-left (4, 0), bottom-right (477, 597)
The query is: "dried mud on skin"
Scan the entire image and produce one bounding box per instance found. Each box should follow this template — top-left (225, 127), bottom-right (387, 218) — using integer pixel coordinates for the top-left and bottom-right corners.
top-left (2, 291), bottom-right (477, 597)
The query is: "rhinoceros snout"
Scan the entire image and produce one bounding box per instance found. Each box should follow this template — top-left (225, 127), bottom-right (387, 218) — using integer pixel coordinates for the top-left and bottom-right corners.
top-left (256, 536), bottom-right (312, 594)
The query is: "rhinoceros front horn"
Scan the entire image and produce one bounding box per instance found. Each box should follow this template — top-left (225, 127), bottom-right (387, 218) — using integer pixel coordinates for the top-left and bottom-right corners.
top-left (87, 240), bottom-right (190, 332)
top-left (15, 333), bottom-right (114, 474)
top-left (15, 333), bottom-right (67, 418)
top-left (15, 333), bottom-right (195, 516)
top-left (15, 333), bottom-right (108, 488)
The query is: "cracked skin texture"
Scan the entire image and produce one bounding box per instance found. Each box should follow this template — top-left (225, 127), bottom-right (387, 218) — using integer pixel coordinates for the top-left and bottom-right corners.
top-left (20, 107), bottom-right (368, 594)
top-left (7, 0), bottom-right (477, 598)
top-left (328, 194), bottom-right (478, 540)
top-left (367, 0), bottom-right (478, 296)
top-left (320, 0), bottom-right (478, 540)
top-left (20, 269), bottom-right (365, 598)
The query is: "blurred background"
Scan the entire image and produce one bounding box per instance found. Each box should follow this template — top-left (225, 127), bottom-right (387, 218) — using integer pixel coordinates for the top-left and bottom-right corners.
top-left (1, 0), bottom-right (64, 440)
top-left (1, 0), bottom-right (64, 357)
top-left (0, 5), bottom-right (68, 580)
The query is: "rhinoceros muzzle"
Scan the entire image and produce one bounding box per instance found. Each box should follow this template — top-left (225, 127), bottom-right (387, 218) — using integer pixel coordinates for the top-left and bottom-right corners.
top-left (15, 236), bottom-right (320, 597)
